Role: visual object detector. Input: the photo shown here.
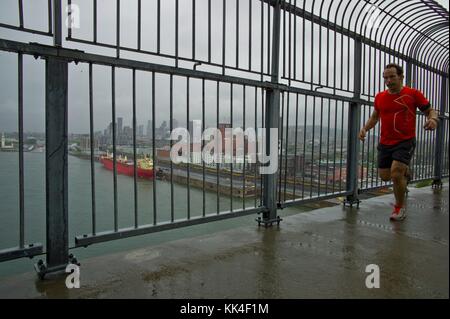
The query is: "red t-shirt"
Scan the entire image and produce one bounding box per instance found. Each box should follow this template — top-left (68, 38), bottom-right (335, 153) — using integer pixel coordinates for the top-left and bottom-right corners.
top-left (374, 86), bottom-right (430, 145)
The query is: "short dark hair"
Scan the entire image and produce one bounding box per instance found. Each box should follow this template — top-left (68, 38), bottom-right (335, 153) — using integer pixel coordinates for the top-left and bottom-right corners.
top-left (385, 63), bottom-right (403, 76)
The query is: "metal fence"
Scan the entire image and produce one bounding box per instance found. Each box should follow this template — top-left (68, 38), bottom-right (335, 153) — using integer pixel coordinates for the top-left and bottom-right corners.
top-left (0, 0), bottom-right (448, 277)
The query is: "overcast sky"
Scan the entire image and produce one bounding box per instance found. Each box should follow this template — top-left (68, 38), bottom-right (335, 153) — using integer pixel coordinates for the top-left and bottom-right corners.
top-left (0, 0), bottom-right (448, 134)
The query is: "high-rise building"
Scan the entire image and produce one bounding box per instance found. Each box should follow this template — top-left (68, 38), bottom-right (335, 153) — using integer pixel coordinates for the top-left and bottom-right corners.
top-left (138, 125), bottom-right (144, 137)
top-left (117, 117), bottom-right (123, 137)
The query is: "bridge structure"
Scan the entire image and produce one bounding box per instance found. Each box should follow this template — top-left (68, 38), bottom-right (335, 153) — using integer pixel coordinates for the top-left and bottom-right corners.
top-left (0, 0), bottom-right (448, 281)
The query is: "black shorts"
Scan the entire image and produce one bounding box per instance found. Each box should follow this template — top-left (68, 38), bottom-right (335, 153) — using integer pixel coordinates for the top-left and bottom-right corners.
top-left (377, 138), bottom-right (416, 169)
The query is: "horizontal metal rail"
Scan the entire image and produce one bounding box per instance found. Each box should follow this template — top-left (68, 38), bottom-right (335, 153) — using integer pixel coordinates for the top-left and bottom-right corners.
top-left (0, 39), bottom-right (372, 105)
top-left (0, 244), bottom-right (43, 262)
top-left (75, 207), bottom-right (265, 247)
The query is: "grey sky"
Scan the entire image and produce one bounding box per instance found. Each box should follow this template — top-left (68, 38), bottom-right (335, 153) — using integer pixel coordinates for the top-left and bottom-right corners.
top-left (0, 0), bottom-right (448, 134)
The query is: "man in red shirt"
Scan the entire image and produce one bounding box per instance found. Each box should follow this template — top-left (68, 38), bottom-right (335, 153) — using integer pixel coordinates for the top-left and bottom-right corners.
top-left (359, 63), bottom-right (438, 221)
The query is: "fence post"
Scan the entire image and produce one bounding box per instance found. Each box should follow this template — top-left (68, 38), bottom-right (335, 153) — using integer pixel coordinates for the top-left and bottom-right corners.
top-left (344, 38), bottom-right (362, 208)
top-left (259, 0), bottom-right (282, 227)
top-left (34, 0), bottom-right (76, 279)
top-left (433, 75), bottom-right (448, 189)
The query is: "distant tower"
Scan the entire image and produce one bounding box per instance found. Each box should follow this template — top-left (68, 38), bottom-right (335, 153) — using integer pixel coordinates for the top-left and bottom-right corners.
top-left (117, 117), bottom-right (123, 137)
top-left (1, 132), bottom-right (5, 148)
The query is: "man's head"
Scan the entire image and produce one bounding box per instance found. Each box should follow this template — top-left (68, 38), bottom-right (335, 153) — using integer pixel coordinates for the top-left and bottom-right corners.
top-left (383, 63), bottom-right (404, 93)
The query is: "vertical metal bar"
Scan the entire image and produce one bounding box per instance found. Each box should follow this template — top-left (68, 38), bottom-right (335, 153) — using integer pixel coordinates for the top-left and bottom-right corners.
top-left (18, 0), bottom-right (24, 28)
top-left (333, 100), bottom-right (338, 193)
top-left (254, 86), bottom-right (258, 208)
top-left (302, 0), bottom-right (305, 82)
top-left (293, 93), bottom-right (299, 198)
top-left (116, 0), bottom-right (120, 58)
top-left (230, 83), bottom-right (234, 211)
top-left (267, 2), bottom-right (271, 75)
top-left (288, 0), bottom-right (291, 82)
top-left (202, 79), bottom-right (206, 217)
top-left (345, 38), bottom-right (362, 204)
top-left (318, 98), bottom-right (323, 196)
top-left (152, 72), bottom-right (157, 225)
top-left (216, 81), bottom-right (220, 214)
top-left (93, 0), bottom-right (97, 43)
top-left (302, 95), bottom-right (307, 199)
top-left (186, 77), bottom-right (194, 219)
top-left (236, 0), bottom-right (239, 69)
top-left (133, 69), bottom-right (138, 228)
top-left (156, 0), bottom-right (160, 54)
top-left (53, 0), bottom-right (61, 46)
top-left (170, 75), bottom-right (174, 222)
top-left (112, 67), bottom-right (118, 231)
top-left (248, 0), bottom-right (252, 71)
top-left (310, 98), bottom-right (315, 197)
top-left (261, 0), bottom-right (264, 79)
top-left (282, 0), bottom-right (286, 79)
top-left (360, 104), bottom-right (366, 190)
top-left (318, 4), bottom-right (322, 86)
top-left (67, 0), bottom-right (72, 38)
top-left (278, 92), bottom-right (284, 202)
top-left (433, 75), bottom-right (446, 184)
top-left (193, 0), bottom-right (196, 60)
top-left (175, 0), bottom-right (179, 67)
top-left (260, 88), bottom-right (264, 205)
top-left (339, 101), bottom-right (344, 191)
top-left (89, 63), bottom-right (96, 235)
top-left (243, 85), bottom-right (246, 210)
top-left (18, 53), bottom-right (24, 248)
top-left (45, 56), bottom-right (68, 269)
top-left (278, 93), bottom-right (284, 202)
top-left (222, 0), bottom-right (226, 74)
top-left (325, 98), bottom-right (331, 194)
top-left (293, 0), bottom-right (297, 80)
top-left (187, 78), bottom-right (191, 219)
top-left (365, 105), bottom-right (371, 190)
top-left (48, 0), bottom-right (53, 35)
top-left (138, 0), bottom-right (141, 51)
top-left (283, 93), bottom-right (289, 201)
top-left (208, 0), bottom-right (211, 63)
top-left (263, 0), bottom-right (281, 222)
top-left (310, 2), bottom-right (314, 88)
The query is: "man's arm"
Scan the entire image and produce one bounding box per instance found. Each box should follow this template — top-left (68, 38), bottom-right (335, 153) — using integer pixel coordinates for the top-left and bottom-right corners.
top-left (422, 107), bottom-right (439, 131)
top-left (359, 109), bottom-right (379, 141)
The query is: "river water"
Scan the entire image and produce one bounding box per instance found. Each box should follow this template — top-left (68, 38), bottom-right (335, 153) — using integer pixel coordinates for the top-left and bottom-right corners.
top-left (0, 151), bottom-right (309, 278)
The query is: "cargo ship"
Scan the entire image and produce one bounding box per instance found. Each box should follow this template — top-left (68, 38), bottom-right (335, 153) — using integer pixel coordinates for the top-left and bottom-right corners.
top-left (100, 152), bottom-right (154, 179)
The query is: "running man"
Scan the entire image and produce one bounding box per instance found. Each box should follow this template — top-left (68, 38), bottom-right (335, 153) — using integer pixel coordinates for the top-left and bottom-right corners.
top-left (359, 63), bottom-right (439, 221)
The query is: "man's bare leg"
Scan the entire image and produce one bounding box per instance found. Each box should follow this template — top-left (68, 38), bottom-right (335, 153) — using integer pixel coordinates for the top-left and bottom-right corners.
top-left (378, 168), bottom-right (391, 182)
top-left (390, 160), bottom-right (408, 207)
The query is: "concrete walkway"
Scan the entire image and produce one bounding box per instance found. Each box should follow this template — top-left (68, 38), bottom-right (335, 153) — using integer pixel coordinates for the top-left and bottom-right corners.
top-left (0, 184), bottom-right (448, 298)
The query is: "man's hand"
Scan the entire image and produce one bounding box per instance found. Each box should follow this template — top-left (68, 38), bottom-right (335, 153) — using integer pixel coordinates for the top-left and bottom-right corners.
top-left (424, 118), bottom-right (438, 131)
top-left (358, 128), bottom-right (367, 141)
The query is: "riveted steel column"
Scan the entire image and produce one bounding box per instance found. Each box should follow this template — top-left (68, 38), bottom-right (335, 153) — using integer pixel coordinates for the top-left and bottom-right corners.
top-left (260, 0), bottom-right (282, 226)
top-left (433, 75), bottom-right (447, 188)
top-left (44, 57), bottom-right (69, 273)
top-left (344, 38), bottom-right (362, 207)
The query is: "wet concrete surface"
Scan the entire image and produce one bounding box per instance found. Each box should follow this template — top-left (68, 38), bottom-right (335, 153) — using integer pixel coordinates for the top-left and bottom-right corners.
top-left (0, 184), bottom-right (448, 298)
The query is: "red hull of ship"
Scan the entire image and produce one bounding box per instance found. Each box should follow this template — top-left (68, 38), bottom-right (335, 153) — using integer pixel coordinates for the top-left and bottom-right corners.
top-left (100, 157), bottom-right (153, 179)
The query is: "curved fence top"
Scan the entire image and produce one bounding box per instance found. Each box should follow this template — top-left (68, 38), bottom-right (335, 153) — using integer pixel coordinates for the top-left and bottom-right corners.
top-left (0, 1), bottom-right (448, 75)
top-left (327, 0), bottom-right (449, 74)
